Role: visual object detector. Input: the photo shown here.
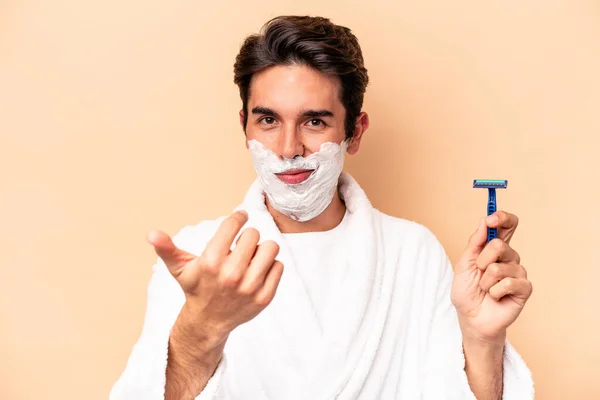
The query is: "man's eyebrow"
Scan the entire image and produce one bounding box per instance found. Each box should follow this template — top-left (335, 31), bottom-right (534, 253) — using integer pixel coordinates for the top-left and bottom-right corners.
top-left (251, 107), bottom-right (334, 118)
top-left (301, 109), bottom-right (334, 118)
top-left (251, 106), bottom-right (279, 117)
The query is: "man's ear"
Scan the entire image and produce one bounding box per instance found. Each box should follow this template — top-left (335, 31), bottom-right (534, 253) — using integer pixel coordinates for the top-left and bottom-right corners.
top-left (347, 112), bottom-right (369, 155)
top-left (240, 110), bottom-right (250, 148)
top-left (239, 110), bottom-right (245, 128)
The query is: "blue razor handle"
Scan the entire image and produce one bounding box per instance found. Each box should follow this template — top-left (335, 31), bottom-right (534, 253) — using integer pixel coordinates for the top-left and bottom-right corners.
top-left (473, 180), bottom-right (508, 243)
top-left (486, 188), bottom-right (498, 242)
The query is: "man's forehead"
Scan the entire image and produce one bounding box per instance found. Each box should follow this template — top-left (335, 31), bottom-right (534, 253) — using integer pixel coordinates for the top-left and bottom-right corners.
top-left (248, 65), bottom-right (342, 110)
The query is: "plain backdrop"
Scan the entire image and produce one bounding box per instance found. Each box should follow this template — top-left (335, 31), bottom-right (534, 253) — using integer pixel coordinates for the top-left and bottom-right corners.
top-left (1, 1), bottom-right (599, 399)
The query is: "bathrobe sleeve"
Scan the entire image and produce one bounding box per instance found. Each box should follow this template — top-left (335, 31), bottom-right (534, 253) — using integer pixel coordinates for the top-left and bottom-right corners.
top-left (109, 222), bottom-right (227, 400)
top-left (420, 228), bottom-right (535, 400)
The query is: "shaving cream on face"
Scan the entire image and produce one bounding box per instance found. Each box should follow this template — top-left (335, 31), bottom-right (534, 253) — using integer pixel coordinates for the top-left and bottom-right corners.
top-left (247, 139), bottom-right (349, 222)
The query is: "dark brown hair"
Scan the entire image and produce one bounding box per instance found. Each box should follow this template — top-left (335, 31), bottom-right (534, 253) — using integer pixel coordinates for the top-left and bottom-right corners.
top-left (233, 16), bottom-right (369, 139)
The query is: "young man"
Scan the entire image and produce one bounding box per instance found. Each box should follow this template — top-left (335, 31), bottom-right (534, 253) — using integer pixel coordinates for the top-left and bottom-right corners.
top-left (111, 16), bottom-right (534, 399)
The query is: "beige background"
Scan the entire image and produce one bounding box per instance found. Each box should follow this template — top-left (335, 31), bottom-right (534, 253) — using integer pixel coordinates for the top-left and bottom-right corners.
top-left (1, 0), bottom-right (599, 399)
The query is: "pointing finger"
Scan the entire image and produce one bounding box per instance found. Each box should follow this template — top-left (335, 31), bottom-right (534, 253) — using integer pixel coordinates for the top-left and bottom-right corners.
top-left (475, 239), bottom-right (521, 271)
top-left (487, 211), bottom-right (519, 243)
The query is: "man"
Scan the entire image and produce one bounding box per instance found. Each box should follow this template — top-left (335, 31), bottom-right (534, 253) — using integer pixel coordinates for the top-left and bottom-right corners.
top-left (111, 16), bottom-right (534, 399)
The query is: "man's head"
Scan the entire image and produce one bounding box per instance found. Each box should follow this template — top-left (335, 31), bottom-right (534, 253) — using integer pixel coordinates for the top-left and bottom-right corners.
top-left (234, 16), bottom-right (369, 148)
top-left (233, 16), bottom-right (369, 222)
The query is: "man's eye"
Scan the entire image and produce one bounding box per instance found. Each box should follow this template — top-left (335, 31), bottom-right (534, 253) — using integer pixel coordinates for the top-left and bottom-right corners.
top-left (308, 119), bottom-right (325, 127)
top-left (260, 117), bottom-right (276, 125)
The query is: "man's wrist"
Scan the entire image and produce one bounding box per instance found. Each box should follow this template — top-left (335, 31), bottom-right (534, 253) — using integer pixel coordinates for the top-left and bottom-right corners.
top-left (173, 302), bottom-right (230, 354)
top-left (167, 301), bottom-right (229, 379)
top-left (165, 305), bottom-right (229, 400)
top-left (459, 322), bottom-right (505, 400)
top-left (462, 330), bottom-right (506, 350)
top-left (458, 316), bottom-right (507, 346)
top-left (462, 334), bottom-right (505, 363)
top-left (168, 329), bottom-right (225, 374)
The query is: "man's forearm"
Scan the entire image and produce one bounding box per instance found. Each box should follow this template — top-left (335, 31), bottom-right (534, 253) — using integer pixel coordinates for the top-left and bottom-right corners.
top-left (165, 306), bottom-right (228, 400)
top-left (462, 333), bottom-right (505, 400)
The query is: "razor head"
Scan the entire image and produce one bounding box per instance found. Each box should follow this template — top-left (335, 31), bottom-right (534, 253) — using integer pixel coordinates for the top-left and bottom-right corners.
top-left (473, 179), bottom-right (508, 189)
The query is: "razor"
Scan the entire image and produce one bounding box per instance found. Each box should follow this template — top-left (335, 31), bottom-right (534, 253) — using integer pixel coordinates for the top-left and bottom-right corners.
top-left (473, 179), bottom-right (508, 243)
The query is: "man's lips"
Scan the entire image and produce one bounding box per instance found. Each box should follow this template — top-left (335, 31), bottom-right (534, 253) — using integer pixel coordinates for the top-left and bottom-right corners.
top-left (275, 169), bottom-right (314, 184)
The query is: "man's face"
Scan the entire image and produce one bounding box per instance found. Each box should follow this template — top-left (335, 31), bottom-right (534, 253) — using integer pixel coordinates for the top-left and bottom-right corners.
top-left (242, 64), bottom-right (366, 184)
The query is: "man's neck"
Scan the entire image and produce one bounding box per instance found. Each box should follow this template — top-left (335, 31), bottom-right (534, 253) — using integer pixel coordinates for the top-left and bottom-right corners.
top-left (266, 191), bottom-right (346, 234)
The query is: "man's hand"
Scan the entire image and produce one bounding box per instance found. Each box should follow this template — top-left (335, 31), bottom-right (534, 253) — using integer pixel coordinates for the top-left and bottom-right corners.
top-left (147, 210), bottom-right (284, 399)
top-left (150, 210), bottom-right (284, 339)
top-left (452, 210), bottom-right (532, 342)
top-left (451, 211), bottom-right (532, 400)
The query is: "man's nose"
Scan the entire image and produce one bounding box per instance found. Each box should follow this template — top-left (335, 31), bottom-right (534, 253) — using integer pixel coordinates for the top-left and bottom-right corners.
top-left (279, 125), bottom-right (304, 160)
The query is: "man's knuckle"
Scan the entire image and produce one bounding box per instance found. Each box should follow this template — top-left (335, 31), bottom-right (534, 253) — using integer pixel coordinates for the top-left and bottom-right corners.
top-left (489, 263), bottom-right (502, 277)
top-left (222, 217), bottom-right (239, 232)
top-left (221, 278), bottom-right (239, 289)
top-left (237, 284), bottom-right (255, 297)
top-left (233, 211), bottom-right (250, 224)
top-left (515, 252), bottom-right (521, 264)
top-left (242, 227), bottom-right (260, 242)
top-left (474, 261), bottom-right (484, 272)
top-left (224, 215), bottom-right (246, 233)
top-left (201, 250), bottom-right (220, 270)
top-left (219, 271), bottom-right (241, 288)
top-left (255, 293), bottom-right (273, 307)
top-left (198, 262), bottom-right (218, 277)
top-left (491, 238), bottom-right (506, 252)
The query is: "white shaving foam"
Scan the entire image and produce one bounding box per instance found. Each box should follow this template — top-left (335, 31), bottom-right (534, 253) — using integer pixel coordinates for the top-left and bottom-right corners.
top-left (247, 139), bottom-right (348, 222)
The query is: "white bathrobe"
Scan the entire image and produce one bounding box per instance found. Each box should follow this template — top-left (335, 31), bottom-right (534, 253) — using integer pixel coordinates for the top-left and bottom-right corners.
top-left (110, 173), bottom-right (534, 399)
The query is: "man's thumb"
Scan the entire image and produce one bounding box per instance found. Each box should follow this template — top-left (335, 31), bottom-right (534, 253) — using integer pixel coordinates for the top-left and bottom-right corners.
top-left (465, 218), bottom-right (488, 256)
top-left (147, 229), bottom-right (193, 277)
